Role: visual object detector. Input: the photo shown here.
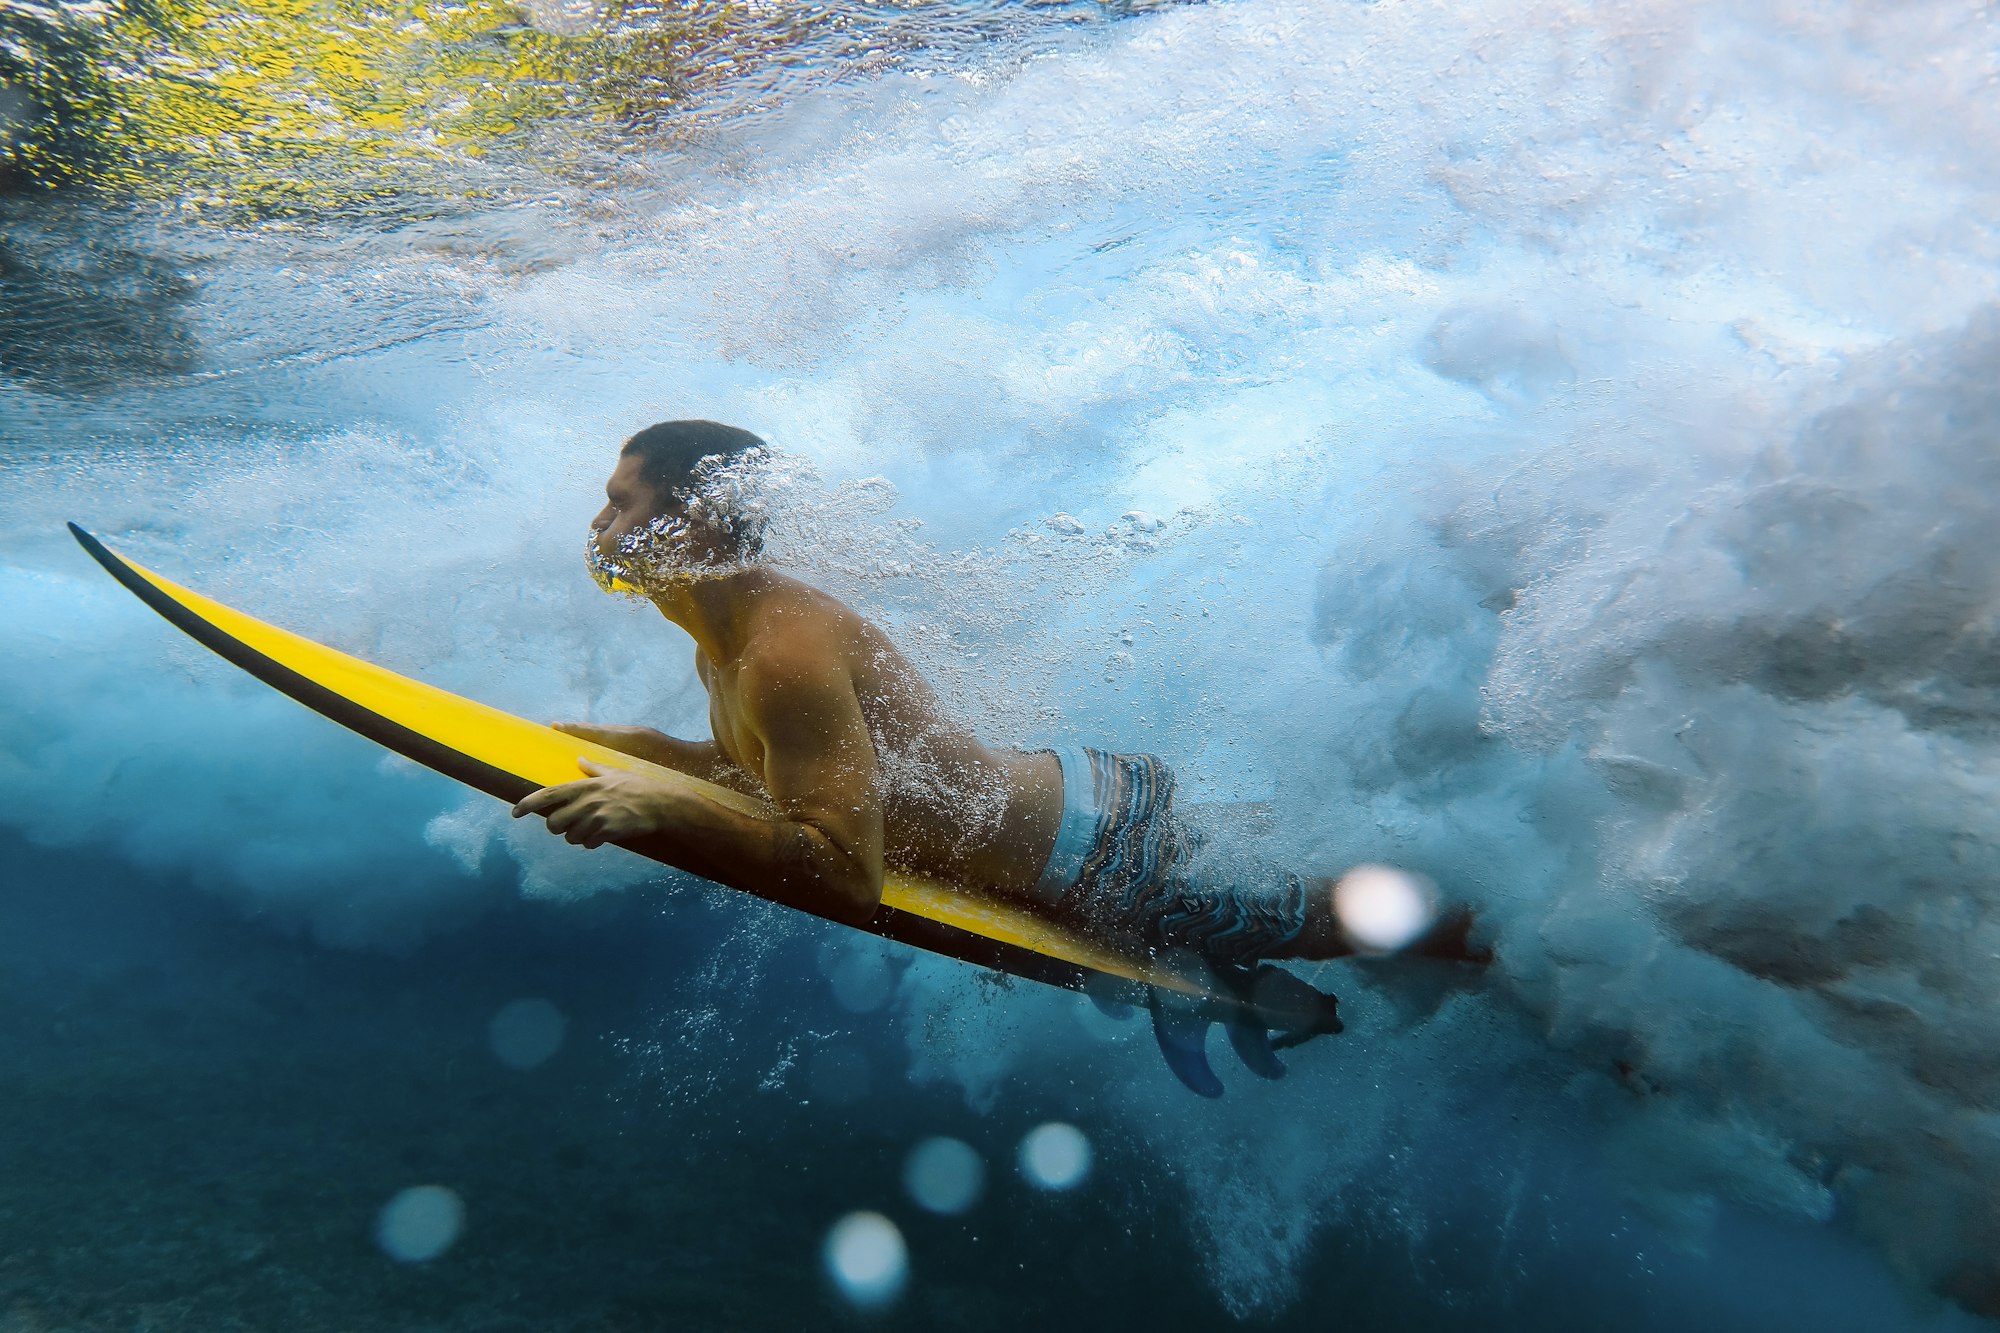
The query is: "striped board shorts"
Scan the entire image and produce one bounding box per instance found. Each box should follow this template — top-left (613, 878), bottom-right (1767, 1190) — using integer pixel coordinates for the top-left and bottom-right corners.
top-left (1030, 746), bottom-right (1309, 965)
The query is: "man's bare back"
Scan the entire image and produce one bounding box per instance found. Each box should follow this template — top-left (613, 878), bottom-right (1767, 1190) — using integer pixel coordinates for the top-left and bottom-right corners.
top-left (698, 577), bottom-right (1065, 895)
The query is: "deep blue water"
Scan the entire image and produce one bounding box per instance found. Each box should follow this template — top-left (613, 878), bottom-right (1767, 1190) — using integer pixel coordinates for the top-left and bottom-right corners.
top-left (5, 831), bottom-right (1986, 1331)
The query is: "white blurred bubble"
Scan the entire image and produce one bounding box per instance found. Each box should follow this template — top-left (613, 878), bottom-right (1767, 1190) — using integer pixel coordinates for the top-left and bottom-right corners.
top-left (903, 1137), bottom-right (986, 1215)
top-left (823, 1211), bottom-right (907, 1308)
top-left (829, 950), bottom-right (893, 1013)
top-left (375, 1185), bottom-right (465, 1263)
top-left (487, 997), bottom-right (567, 1070)
top-left (1333, 865), bottom-right (1436, 953)
top-left (1017, 1122), bottom-right (1092, 1191)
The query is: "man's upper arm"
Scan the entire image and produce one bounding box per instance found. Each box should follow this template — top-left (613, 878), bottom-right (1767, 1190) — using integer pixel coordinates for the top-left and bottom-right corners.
top-left (735, 647), bottom-right (885, 892)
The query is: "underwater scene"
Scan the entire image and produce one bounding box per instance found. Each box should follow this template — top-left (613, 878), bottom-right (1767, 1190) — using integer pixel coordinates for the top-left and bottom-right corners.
top-left (5, 0), bottom-right (2000, 1327)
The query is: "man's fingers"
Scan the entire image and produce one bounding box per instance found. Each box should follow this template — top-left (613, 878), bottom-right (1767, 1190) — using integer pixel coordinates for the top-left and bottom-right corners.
top-left (567, 812), bottom-right (614, 846)
top-left (511, 778), bottom-right (595, 819)
top-left (511, 768), bottom-right (648, 851)
top-left (511, 787), bottom-right (561, 818)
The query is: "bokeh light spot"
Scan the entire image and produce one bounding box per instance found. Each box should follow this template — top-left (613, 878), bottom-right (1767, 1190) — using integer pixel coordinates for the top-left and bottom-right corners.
top-left (903, 1136), bottom-right (986, 1215)
top-left (376, 1185), bottom-right (465, 1263)
top-left (1333, 864), bottom-right (1435, 953)
top-left (823, 1211), bottom-right (907, 1308)
top-left (1017, 1122), bottom-right (1092, 1191)
top-left (488, 997), bottom-right (568, 1070)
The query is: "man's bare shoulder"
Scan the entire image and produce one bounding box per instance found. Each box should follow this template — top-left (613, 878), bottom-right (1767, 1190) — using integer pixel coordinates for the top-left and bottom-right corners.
top-left (734, 594), bottom-right (861, 709)
top-left (744, 579), bottom-right (874, 661)
top-left (736, 630), bottom-right (845, 689)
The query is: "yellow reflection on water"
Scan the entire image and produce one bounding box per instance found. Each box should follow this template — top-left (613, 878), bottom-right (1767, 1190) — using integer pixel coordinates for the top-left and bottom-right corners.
top-left (1, 0), bottom-right (797, 212)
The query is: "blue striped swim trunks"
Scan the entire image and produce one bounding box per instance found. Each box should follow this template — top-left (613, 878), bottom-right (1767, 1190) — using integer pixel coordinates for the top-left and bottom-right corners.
top-left (1030, 746), bottom-right (1310, 965)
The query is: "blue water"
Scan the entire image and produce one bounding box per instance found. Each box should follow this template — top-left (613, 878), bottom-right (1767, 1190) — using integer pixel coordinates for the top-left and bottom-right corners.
top-left (5, 0), bottom-right (2000, 1326)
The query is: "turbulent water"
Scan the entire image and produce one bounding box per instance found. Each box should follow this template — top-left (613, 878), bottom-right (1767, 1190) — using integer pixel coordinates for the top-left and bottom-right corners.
top-left (4, 0), bottom-right (2000, 1327)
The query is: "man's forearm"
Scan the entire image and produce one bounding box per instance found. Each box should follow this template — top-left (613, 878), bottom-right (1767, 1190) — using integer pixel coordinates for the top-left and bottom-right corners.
top-left (641, 734), bottom-right (767, 798)
top-left (625, 786), bottom-right (880, 926)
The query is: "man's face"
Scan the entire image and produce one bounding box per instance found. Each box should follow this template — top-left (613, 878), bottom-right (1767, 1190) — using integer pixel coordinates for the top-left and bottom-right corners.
top-left (591, 453), bottom-right (668, 563)
top-left (589, 451), bottom-right (744, 593)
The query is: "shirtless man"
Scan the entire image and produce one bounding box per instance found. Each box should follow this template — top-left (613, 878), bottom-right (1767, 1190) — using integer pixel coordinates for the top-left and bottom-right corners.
top-left (512, 421), bottom-right (1477, 1086)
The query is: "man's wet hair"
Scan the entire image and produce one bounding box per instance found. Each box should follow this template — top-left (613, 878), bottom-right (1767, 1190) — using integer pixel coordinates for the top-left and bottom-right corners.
top-left (623, 419), bottom-right (765, 496)
top-left (621, 419), bottom-right (769, 558)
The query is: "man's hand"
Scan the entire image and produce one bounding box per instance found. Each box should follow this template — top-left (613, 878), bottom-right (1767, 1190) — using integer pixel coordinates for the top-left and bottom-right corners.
top-left (511, 759), bottom-right (683, 850)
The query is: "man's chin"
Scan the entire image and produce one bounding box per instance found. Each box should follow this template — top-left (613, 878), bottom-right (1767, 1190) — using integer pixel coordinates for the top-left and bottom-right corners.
top-left (594, 562), bottom-right (745, 597)
top-left (589, 572), bottom-right (641, 597)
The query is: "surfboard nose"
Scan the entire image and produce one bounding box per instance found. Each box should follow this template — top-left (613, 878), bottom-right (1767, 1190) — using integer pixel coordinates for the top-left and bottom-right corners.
top-left (69, 522), bottom-right (137, 585)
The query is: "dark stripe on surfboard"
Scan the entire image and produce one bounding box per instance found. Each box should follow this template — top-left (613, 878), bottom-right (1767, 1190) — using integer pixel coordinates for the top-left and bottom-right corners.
top-left (68, 522), bottom-right (1113, 996)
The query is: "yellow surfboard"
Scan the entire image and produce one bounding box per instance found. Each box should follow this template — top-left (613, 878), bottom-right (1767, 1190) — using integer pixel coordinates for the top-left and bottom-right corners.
top-left (70, 523), bottom-right (1210, 1002)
